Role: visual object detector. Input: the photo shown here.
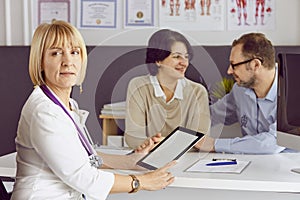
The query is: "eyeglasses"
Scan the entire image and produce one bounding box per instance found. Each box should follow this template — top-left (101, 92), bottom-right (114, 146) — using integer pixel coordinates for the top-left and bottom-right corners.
top-left (230, 58), bottom-right (263, 70)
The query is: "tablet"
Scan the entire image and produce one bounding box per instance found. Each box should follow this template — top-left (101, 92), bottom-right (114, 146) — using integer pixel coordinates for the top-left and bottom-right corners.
top-left (137, 127), bottom-right (204, 170)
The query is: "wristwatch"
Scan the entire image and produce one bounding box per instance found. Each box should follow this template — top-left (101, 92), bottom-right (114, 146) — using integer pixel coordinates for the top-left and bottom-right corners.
top-left (129, 174), bottom-right (140, 193)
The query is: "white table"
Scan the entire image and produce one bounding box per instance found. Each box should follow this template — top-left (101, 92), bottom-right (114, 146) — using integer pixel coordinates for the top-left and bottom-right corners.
top-left (2, 152), bottom-right (300, 200)
top-left (107, 188), bottom-right (300, 200)
top-left (107, 152), bottom-right (300, 200)
top-left (170, 152), bottom-right (300, 192)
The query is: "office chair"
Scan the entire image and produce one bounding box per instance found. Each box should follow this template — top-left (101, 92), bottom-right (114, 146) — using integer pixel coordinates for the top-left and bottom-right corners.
top-left (277, 52), bottom-right (300, 127)
top-left (0, 179), bottom-right (12, 200)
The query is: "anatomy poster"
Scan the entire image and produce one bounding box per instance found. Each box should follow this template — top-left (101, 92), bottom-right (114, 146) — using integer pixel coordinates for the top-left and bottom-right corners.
top-left (159, 0), bottom-right (225, 31)
top-left (227, 0), bottom-right (275, 30)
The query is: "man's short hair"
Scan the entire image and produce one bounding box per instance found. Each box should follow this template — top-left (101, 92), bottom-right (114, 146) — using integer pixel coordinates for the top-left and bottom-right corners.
top-left (232, 33), bottom-right (275, 70)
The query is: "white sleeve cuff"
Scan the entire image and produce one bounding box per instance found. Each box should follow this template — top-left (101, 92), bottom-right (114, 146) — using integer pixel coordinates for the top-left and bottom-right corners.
top-left (85, 170), bottom-right (115, 200)
top-left (215, 138), bottom-right (231, 153)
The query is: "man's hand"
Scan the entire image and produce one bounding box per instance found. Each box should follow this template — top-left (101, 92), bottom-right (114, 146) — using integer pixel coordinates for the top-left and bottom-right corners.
top-left (194, 135), bottom-right (215, 152)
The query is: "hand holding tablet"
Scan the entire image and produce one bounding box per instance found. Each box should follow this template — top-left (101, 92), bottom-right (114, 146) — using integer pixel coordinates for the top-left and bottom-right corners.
top-left (135, 133), bottom-right (165, 153)
top-left (137, 127), bottom-right (205, 170)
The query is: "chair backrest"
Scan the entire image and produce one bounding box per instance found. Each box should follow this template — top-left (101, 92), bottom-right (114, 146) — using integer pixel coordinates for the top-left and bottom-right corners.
top-left (277, 52), bottom-right (300, 126)
top-left (0, 180), bottom-right (12, 200)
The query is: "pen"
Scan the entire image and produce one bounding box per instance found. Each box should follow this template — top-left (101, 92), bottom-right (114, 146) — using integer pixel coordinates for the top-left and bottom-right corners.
top-left (206, 161), bottom-right (237, 166)
top-left (212, 158), bottom-right (236, 162)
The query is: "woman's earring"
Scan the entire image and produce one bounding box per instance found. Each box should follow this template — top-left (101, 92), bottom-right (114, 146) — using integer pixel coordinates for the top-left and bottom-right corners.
top-left (80, 84), bottom-right (83, 93)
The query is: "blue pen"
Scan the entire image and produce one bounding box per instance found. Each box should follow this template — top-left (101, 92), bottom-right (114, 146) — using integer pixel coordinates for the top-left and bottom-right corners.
top-left (206, 161), bottom-right (237, 166)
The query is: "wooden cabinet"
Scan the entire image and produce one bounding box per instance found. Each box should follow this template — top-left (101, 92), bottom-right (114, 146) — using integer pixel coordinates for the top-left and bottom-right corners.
top-left (99, 115), bottom-right (125, 145)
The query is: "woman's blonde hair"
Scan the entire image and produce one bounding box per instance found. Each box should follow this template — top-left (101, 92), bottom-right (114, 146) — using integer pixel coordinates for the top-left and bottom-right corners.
top-left (29, 20), bottom-right (87, 87)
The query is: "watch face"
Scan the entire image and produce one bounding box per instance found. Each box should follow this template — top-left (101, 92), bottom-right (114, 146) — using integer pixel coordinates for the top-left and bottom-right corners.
top-left (133, 180), bottom-right (139, 188)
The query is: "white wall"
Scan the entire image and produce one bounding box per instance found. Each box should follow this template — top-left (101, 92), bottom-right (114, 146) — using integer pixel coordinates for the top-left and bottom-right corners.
top-left (0, 0), bottom-right (299, 46)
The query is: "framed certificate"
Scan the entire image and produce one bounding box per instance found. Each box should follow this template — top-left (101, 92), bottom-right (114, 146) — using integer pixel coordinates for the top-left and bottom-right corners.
top-left (137, 127), bottom-right (204, 170)
top-left (38, 0), bottom-right (70, 25)
top-left (124, 0), bottom-right (154, 27)
top-left (31, 0), bottom-right (73, 35)
top-left (79, 0), bottom-right (117, 29)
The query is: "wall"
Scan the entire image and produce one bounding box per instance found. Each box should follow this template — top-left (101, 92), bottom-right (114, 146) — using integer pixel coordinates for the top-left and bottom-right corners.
top-left (1, 45), bottom-right (300, 156)
top-left (0, 0), bottom-right (300, 46)
top-left (0, 46), bottom-right (32, 156)
top-left (1, 0), bottom-right (300, 156)
top-left (0, 45), bottom-right (241, 155)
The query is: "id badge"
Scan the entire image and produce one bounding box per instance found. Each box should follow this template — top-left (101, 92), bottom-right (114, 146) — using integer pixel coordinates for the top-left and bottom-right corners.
top-left (89, 154), bottom-right (103, 168)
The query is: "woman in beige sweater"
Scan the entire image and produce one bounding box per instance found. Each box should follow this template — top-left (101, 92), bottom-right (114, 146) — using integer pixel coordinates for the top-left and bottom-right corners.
top-left (125, 29), bottom-right (211, 149)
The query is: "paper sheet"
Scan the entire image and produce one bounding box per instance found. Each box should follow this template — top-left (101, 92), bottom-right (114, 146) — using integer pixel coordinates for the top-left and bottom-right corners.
top-left (185, 159), bottom-right (250, 174)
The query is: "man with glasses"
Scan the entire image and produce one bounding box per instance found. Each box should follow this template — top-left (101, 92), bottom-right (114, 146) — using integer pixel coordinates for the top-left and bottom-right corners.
top-left (195, 32), bottom-right (285, 154)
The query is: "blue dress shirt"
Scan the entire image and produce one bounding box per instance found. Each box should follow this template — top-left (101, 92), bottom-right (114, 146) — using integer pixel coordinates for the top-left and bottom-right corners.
top-left (211, 68), bottom-right (285, 154)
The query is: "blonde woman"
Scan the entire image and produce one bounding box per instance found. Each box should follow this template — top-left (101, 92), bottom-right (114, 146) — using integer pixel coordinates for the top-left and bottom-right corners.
top-left (11, 20), bottom-right (175, 200)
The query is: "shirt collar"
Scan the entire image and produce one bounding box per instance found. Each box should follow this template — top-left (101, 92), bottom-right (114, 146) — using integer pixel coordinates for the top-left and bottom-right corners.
top-left (150, 75), bottom-right (186, 101)
top-left (244, 65), bottom-right (278, 102)
top-left (265, 65), bottom-right (278, 102)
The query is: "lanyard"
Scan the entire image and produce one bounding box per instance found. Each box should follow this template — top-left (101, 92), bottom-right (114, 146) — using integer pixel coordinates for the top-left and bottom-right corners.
top-left (40, 85), bottom-right (94, 156)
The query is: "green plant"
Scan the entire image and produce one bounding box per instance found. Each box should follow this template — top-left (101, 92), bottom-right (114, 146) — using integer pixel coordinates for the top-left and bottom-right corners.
top-left (210, 77), bottom-right (235, 100)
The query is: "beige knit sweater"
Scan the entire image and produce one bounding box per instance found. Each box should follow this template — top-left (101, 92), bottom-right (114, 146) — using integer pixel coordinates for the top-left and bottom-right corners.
top-left (125, 75), bottom-right (211, 149)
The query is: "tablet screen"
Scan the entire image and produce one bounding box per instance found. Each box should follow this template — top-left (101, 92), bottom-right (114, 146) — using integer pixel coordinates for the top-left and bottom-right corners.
top-left (137, 127), bottom-right (204, 170)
